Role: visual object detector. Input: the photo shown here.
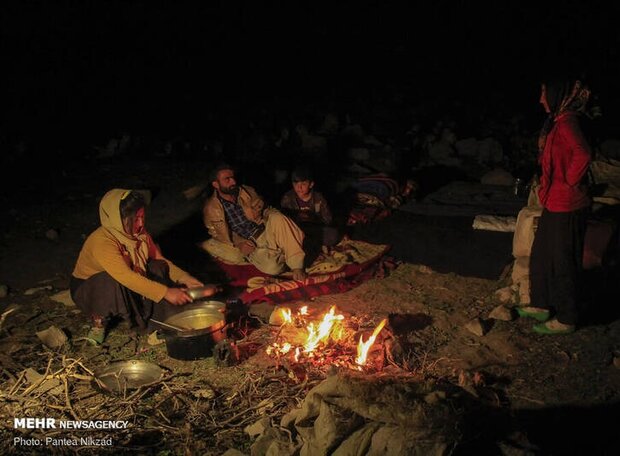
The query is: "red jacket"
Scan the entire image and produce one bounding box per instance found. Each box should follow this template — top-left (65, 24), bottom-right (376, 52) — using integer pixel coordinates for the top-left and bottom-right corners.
top-left (538, 112), bottom-right (592, 212)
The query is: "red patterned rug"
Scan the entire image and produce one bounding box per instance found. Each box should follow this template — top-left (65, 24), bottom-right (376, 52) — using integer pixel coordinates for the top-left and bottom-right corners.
top-left (212, 240), bottom-right (394, 304)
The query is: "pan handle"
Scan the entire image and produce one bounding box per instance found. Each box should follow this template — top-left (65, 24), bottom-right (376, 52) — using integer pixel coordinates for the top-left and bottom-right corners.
top-left (150, 318), bottom-right (186, 333)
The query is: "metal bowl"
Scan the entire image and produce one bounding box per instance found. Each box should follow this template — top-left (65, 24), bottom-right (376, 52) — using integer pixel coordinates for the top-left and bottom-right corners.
top-left (164, 301), bottom-right (225, 333)
top-left (93, 360), bottom-right (163, 393)
top-left (186, 286), bottom-right (218, 301)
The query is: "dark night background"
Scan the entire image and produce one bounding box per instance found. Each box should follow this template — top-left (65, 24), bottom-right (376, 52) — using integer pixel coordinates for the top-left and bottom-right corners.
top-left (3, 1), bottom-right (620, 167)
top-left (2, 5), bottom-right (620, 453)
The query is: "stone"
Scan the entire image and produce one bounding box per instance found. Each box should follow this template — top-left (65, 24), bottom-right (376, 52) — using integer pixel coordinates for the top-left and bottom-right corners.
top-left (249, 427), bottom-right (288, 456)
top-left (24, 368), bottom-right (63, 396)
top-left (280, 409), bottom-right (300, 430)
top-left (45, 228), bottom-right (60, 241)
top-left (455, 137), bottom-right (479, 157)
top-left (417, 265), bottom-right (434, 274)
top-left (182, 184), bottom-right (207, 200)
top-left (50, 289), bottom-right (75, 307)
top-left (36, 325), bottom-right (68, 349)
top-left (221, 449), bottom-right (247, 456)
top-left (480, 167), bottom-right (514, 186)
top-left (363, 135), bottom-right (383, 147)
top-left (268, 306), bottom-right (290, 326)
top-left (348, 147), bottom-right (371, 161)
top-left (428, 140), bottom-right (460, 166)
top-left (0, 304), bottom-right (19, 329)
top-left (494, 286), bottom-right (514, 303)
top-left (264, 439), bottom-right (296, 456)
top-left (318, 112), bottom-right (340, 136)
top-left (244, 417), bottom-right (271, 438)
top-left (147, 331), bottom-right (165, 346)
top-left (477, 138), bottom-right (504, 165)
top-left (340, 124), bottom-right (365, 143)
top-left (24, 285), bottom-right (52, 296)
top-left (249, 302), bottom-right (273, 323)
top-left (192, 387), bottom-right (216, 400)
top-left (424, 391), bottom-right (446, 405)
top-left (488, 305), bottom-right (515, 321)
top-left (465, 318), bottom-right (488, 337)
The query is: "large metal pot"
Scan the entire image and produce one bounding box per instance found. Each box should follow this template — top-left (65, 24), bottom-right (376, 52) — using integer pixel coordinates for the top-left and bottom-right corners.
top-left (160, 301), bottom-right (227, 360)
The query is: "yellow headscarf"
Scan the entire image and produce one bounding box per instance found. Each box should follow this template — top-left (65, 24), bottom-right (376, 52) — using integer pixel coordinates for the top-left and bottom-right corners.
top-left (99, 189), bottom-right (151, 275)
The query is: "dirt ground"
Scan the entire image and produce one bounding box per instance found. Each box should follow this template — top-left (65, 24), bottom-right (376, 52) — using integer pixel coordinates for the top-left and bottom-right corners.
top-left (1, 156), bottom-right (620, 455)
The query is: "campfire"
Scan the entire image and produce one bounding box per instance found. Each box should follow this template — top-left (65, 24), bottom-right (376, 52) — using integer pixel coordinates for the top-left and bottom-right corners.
top-left (266, 306), bottom-right (388, 369)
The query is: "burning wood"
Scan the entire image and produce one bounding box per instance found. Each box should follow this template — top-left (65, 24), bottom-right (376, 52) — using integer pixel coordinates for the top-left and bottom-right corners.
top-left (266, 306), bottom-right (388, 369)
top-left (303, 306), bottom-right (344, 353)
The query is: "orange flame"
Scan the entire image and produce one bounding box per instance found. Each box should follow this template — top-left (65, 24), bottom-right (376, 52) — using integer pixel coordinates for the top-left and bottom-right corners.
top-left (303, 306), bottom-right (344, 352)
top-left (280, 308), bottom-right (292, 324)
top-left (266, 306), bottom-right (346, 361)
top-left (355, 319), bottom-right (387, 365)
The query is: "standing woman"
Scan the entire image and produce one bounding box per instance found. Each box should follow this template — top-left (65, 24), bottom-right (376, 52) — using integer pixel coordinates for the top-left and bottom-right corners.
top-left (517, 77), bottom-right (593, 334)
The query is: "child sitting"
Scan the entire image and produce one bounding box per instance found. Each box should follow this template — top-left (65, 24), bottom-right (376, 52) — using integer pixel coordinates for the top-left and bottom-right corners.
top-left (281, 166), bottom-right (333, 226)
top-left (280, 166), bottom-right (339, 253)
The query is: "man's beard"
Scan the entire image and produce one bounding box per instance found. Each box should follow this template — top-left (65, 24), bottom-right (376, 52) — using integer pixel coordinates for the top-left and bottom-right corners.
top-left (219, 185), bottom-right (239, 196)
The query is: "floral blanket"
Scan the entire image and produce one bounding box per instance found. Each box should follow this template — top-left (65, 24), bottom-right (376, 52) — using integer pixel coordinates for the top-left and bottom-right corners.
top-left (212, 239), bottom-right (392, 304)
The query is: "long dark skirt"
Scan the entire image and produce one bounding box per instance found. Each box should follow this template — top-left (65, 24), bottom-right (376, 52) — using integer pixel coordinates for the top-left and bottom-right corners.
top-left (70, 260), bottom-right (180, 330)
top-left (529, 207), bottom-right (588, 325)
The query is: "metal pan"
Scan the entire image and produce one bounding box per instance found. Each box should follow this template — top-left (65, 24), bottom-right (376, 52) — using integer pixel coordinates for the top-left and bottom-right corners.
top-left (160, 301), bottom-right (228, 360)
top-left (162, 301), bottom-right (225, 335)
top-left (93, 360), bottom-right (164, 394)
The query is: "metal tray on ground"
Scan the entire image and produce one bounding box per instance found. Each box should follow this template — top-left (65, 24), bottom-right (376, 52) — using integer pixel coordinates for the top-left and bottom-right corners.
top-left (93, 360), bottom-right (164, 393)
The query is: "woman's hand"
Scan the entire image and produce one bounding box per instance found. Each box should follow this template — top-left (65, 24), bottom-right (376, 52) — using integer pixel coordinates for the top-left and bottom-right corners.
top-left (164, 287), bottom-right (193, 306)
top-left (201, 284), bottom-right (223, 297)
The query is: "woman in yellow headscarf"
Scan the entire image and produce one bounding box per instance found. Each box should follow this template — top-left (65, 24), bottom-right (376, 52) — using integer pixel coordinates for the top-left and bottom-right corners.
top-left (71, 189), bottom-right (218, 343)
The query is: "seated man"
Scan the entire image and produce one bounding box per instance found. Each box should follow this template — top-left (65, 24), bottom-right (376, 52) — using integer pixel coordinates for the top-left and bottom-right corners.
top-left (280, 165), bottom-right (339, 250)
top-left (71, 189), bottom-right (218, 344)
top-left (202, 163), bottom-right (307, 281)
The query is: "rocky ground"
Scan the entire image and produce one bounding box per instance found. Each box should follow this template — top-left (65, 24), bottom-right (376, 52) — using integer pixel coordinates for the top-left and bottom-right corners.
top-left (1, 155), bottom-right (620, 455)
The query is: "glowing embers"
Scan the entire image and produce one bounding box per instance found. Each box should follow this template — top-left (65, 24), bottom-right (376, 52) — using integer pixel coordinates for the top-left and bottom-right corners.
top-left (266, 306), bottom-right (387, 368)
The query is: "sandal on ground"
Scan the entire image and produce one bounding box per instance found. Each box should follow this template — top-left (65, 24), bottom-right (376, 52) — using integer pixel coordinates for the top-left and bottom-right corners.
top-left (516, 306), bottom-right (550, 322)
top-left (532, 318), bottom-right (575, 335)
top-left (86, 326), bottom-right (106, 345)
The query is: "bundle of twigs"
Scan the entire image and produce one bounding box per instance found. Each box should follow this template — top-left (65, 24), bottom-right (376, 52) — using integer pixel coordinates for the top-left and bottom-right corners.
top-left (0, 350), bottom-right (329, 454)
